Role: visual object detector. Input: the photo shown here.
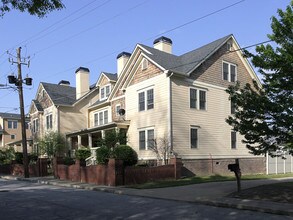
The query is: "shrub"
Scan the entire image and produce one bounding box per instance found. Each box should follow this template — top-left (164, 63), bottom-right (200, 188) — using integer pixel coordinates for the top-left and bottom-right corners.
top-left (63, 157), bottom-right (75, 166)
top-left (15, 152), bottom-right (23, 164)
top-left (29, 153), bottom-right (38, 164)
top-left (96, 146), bottom-right (111, 164)
top-left (75, 147), bottom-right (91, 160)
top-left (112, 145), bottom-right (138, 166)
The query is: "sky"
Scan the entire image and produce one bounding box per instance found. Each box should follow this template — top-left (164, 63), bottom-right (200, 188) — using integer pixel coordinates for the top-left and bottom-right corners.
top-left (0, 0), bottom-right (291, 114)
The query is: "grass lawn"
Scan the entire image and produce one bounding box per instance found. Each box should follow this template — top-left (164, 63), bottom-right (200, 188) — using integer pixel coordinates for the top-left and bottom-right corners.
top-left (128, 173), bottom-right (293, 189)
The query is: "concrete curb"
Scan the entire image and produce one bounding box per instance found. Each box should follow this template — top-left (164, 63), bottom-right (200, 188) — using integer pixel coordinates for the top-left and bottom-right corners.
top-left (1, 175), bottom-right (293, 217)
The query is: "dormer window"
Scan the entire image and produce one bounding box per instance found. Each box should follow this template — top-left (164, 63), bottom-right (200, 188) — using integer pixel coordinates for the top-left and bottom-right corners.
top-left (100, 84), bottom-right (111, 100)
top-left (141, 58), bottom-right (148, 70)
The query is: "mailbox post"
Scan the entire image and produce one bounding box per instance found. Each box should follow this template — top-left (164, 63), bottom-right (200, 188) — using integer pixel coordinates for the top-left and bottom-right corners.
top-left (228, 159), bottom-right (241, 192)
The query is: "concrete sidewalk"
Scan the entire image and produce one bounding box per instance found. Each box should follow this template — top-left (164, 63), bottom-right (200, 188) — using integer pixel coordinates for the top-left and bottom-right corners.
top-left (1, 175), bottom-right (293, 216)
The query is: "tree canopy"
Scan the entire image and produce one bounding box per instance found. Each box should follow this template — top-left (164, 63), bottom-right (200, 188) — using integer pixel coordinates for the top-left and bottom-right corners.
top-left (226, 1), bottom-right (293, 156)
top-left (1, 0), bottom-right (64, 17)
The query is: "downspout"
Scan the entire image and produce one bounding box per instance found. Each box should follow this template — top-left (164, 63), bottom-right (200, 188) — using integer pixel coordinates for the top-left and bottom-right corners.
top-left (165, 70), bottom-right (174, 152)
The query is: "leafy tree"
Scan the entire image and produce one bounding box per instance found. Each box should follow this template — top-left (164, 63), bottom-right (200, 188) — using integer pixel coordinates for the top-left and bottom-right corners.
top-left (96, 146), bottom-right (111, 164)
top-left (38, 131), bottom-right (67, 158)
top-left (0, 147), bottom-right (15, 165)
top-left (0, 0), bottom-right (65, 17)
top-left (96, 130), bottom-right (127, 150)
top-left (226, 1), bottom-right (293, 156)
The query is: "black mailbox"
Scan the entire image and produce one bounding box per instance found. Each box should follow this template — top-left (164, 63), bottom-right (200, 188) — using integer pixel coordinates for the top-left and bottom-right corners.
top-left (228, 163), bottom-right (239, 172)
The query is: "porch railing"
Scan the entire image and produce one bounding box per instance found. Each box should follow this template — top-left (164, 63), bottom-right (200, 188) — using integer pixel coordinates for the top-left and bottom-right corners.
top-left (85, 147), bottom-right (99, 166)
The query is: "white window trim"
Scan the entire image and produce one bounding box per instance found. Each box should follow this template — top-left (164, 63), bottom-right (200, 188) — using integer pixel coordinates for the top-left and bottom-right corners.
top-left (46, 114), bottom-right (53, 130)
top-left (138, 127), bottom-right (155, 150)
top-left (222, 61), bottom-right (237, 82)
top-left (8, 120), bottom-right (17, 129)
top-left (93, 109), bottom-right (110, 127)
top-left (190, 125), bottom-right (200, 149)
top-left (138, 86), bottom-right (154, 112)
top-left (115, 104), bottom-right (121, 116)
top-left (100, 84), bottom-right (111, 101)
top-left (33, 118), bottom-right (39, 133)
top-left (189, 87), bottom-right (207, 111)
top-left (141, 58), bottom-right (148, 70)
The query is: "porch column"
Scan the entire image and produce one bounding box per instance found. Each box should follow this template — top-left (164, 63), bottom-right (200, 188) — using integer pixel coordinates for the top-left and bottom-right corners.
top-left (101, 130), bottom-right (105, 139)
top-left (88, 133), bottom-right (93, 148)
top-left (77, 135), bottom-right (82, 149)
top-left (67, 137), bottom-right (72, 150)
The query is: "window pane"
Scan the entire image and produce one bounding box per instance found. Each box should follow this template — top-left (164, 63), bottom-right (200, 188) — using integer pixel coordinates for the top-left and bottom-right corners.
top-left (8, 121), bottom-right (12, 129)
top-left (223, 63), bottom-right (229, 81)
top-left (231, 131), bottom-right (237, 149)
top-left (46, 116), bottom-right (49, 129)
top-left (231, 101), bottom-right (236, 114)
top-left (106, 85), bottom-right (110, 96)
top-left (94, 114), bottom-right (99, 126)
top-left (147, 89), bottom-right (154, 110)
top-left (147, 129), bottom-right (154, 149)
top-left (138, 92), bottom-right (145, 111)
top-left (230, 65), bottom-right (236, 82)
top-left (104, 111), bottom-right (108, 124)
top-left (13, 121), bottom-right (17, 129)
top-left (101, 88), bottom-right (105, 99)
top-left (199, 91), bottom-right (206, 110)
top-left (99, 112), bottom-right (103, 125)
top-left (116, 105), bottom-right (121, 116)
top-left (190, 88), bottom-right (197, 108)
top-left (139, 131), bottom-right (146, 150)
top-left (191, 128), bottom-right (198, 148)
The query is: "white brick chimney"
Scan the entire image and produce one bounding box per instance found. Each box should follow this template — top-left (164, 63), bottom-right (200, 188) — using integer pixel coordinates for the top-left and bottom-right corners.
top-left (117, 52), bottom-right (131, 77)
top-left (75, 67), bottom-right (90, 99)
top-left (153, 36), bottom-right (172, 54)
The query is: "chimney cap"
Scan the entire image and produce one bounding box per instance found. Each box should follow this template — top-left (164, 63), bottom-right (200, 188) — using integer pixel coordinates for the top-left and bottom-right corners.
top-left (153, 36), bottom-right (172, 45)
top-left (75, 67), bottom-right (90, 73)
top-left (117, 52), bottom-right (131, 59)
top-left (58, 80), bottom-right (70, 85)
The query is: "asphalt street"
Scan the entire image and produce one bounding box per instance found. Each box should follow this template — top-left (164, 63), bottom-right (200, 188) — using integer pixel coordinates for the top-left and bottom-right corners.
top-left (0, 179), bottom-right (291, 220)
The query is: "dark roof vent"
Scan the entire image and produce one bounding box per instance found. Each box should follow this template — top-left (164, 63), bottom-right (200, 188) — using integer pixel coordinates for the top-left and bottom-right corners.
top-left (117, 52), bottom-right (131, 59)
top-left (58, 80), bottom-right (70, 86)
top-left (153, 36), bottom-right (172, 45)
top-left (75, 67), bottom-right (90, 73)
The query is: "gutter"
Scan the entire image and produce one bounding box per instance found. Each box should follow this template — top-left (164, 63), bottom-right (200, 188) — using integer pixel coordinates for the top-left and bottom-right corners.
top-left (165, 70), bottom-right (174, 151)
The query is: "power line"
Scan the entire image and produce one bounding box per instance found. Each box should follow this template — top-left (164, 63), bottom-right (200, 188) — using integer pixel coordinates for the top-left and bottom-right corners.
top-left (38, 0), bottom-right (246, 80)
top-left (23, 0), bottom-right (112, 47)
top-left (33, 0), bottom-right (149, 55)
top-left (9, 0), bottom-right (103, 50)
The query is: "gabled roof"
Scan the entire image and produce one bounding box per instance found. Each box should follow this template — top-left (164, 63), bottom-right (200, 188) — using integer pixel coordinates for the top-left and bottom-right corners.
top-left (32, 100), bottom-right (43, 112)
top-left (0, 112), bottom-right (21, 119)
top-left (138, 34), bottom-right (232, 76)
top-left (103, 72), bottom-right (117, 82)
top-left (41, 82), bottom-right (76, 106)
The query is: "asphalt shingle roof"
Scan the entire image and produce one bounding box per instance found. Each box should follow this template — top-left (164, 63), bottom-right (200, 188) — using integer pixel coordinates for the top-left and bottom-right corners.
top-left (0, 112), bottom-right (21, 119)
top-left (139, 34), bottom-right (232, 76)
top-left (103, 72), bottom-right (117, 81)
top-left (41, 82), bottom-right (76, 106)
top-left (32, 100), bottom-right (43, 111)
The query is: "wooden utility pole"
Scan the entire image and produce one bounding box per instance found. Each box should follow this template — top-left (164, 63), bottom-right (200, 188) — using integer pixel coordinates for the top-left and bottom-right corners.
top-left (16, 47), bottom-right (29, 178)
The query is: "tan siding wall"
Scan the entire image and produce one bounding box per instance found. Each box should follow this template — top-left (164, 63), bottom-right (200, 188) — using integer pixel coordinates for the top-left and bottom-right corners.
top-left (126, 74), bottom-right (169, 160)
top-left (189, 43), bottom-right (254, 88)
top-left (172, 77), bottom-right (256, 159)
top-left (100, 75), bottom-right (109, 87)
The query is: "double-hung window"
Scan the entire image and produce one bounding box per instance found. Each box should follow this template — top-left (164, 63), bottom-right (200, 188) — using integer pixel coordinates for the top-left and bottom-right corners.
top-left (190, 127), bottom-right (198, 148)
top-left (138, 88), bottom-right (154, 111)
top-left (190, 88), bottom-right (206, 110)
top-left (231, 100), bottom-right (236, 114)
top-left (8, 120), bottom-right (17, 129)
top-left (94, 110), bottom-right (109, 126)
top-left (116, 104), bottom-right (121, 116)
top-left (100, 85), bottom-right (111, 100)
top-left (33, 119), bottom-right (39, 133)
top-left (231, 131), bottom-right (237, 149)
top-left (46, 114), bottom-right (53, 130)
top-left (139, 128), bottom-right (155, 150)
top-left (223, 61), bottom-right (237, 82)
